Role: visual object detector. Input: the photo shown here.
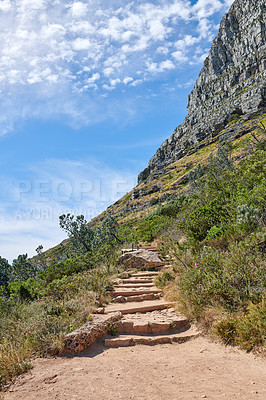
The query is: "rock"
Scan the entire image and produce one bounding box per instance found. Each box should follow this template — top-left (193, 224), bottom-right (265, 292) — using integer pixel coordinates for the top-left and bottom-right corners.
top-left (64, 312), bottom-right (122, 353)
top-left (138, 0), bottom-right (266, 184)
top-left (118, 249), bottom-right (165, 269)
top-left (113, 296), bottom-right (126, 303)
top-left (96, 307), bottom-right (105, 314)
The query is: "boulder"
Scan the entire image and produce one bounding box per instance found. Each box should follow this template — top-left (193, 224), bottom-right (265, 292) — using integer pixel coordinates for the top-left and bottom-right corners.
top-left (118, 250), bottom-right (164, 269)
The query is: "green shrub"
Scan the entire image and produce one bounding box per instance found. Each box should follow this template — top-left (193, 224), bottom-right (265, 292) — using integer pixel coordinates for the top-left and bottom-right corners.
top-left (156, 271), bottom-right (175, 289)
top-left (214, 300), bottom-right (266, 351)
top-left (235, 300), bottom-right (266, 351)
top-left (183, 199), bottom-right (229, 241)
top-left (155, 196), bottom-right (186, 217)
top-left (178, 242), bottom-right (265, 317)
top-left (237, 204), bottom-right (258, 231)
top-left (136, 215), bottom-right (169, 242)
top-left (207, 226), bottom-right (224, 240)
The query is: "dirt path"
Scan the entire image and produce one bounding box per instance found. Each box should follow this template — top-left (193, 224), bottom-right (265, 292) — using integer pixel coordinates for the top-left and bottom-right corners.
top-left (5, 337), bottom-right (266, 400)
top-left (4, 252), bottom-right (266, 399)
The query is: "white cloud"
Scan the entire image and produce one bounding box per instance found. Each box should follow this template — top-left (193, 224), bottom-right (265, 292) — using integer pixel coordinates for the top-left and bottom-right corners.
top-left (147, 59), bottom-right (175, 73)
top-left (156, 46), bottom-right (169, 55)
top-left (0, 0), bottom-right (12, 12)
top-left (73, 37), bottom-right (91, 51)
top-left (70, 2), bottom-right (88, 18)
top-left (149, 20), bottom-right (166, 40)
top-left (87, 72), bottom-right (100, 84)
top-left (193, 0), bottom-right (223, 19)
top-left (123, 76), bottom-right (133, 85)
top-left (110, 78), bottom-right (121, 87)
top-left (172, 50), bottom-right (188, 62)
top-left (0, 0), bottom-right (233, 134)
top-left (130, 79), bottom-right (143, 87)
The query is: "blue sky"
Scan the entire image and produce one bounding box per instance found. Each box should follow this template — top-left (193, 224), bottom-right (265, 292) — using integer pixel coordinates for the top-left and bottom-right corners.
top-left (0, 0), bottom-right (234, 261)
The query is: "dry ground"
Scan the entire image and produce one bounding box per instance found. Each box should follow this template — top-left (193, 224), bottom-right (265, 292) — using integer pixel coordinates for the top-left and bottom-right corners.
top-left (4, 336), bottom-right (266, 400)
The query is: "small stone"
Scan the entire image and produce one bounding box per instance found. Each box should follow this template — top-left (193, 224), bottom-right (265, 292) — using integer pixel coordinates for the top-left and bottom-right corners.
top-left (201, 396), bottom-right (207, 398)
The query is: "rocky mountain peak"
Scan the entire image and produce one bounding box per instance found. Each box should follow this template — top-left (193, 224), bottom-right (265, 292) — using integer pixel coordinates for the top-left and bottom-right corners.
top-left (138, 0), bottom-right (265, 184)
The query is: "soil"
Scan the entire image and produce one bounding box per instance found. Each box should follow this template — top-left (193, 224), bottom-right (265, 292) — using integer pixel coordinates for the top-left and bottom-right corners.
top-left (4, 336), bottom-right (266, 400)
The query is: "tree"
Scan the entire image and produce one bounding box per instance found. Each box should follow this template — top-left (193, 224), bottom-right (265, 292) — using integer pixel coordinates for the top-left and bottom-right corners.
top-left (59, 214), bottom-right (95, 253)
top-left (11, 254), bottom-right (37, 282)
top-left (97, 213), bottom-right (122, 245)
top-left (188, 164), bottom-right (204, 192)
top-left (0, 256), bottom-right (10, 287)
top-left (35, 245), bottom-right (47, 271)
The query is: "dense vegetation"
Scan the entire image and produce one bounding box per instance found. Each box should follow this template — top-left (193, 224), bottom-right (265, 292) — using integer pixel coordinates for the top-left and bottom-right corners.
top-left (119, 133), bottom-right (266, 351)
top-left (0, 214), bottom-right (123, 388)
top-left (0, 127), bottom-right (265, 389)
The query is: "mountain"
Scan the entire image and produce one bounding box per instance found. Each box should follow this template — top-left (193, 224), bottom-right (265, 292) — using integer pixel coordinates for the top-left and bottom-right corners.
top-left (90, 0), bottom-right (265, 226)
top-left (138, 0), bottom-right (265, 183)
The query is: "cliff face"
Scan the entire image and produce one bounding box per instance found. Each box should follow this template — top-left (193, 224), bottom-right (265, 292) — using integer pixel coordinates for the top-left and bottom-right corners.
top-left (138, 0), bottom-right (266, 183)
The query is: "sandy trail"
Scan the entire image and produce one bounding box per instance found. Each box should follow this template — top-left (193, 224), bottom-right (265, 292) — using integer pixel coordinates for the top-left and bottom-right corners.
top-left (5, 336), bottom-right (266, 400)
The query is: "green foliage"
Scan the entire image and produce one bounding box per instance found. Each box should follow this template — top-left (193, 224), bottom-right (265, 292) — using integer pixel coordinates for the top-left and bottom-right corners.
top-left (183, 199), bottom-right (229, 241)
top-left (108, 323), bottom-right (118, 336)
top-left (0, 265), bottom-right (115, 388)
top-left (234, 301), bottom-right (266, 350)
top-left (10, 254), bottom-right (37, 283)
top-left (0, 210), bottom-right (124, 388)
top-left (155, 196), bottom-right (187, 217)
top-left (214, 300), bottom-right (266, 351)
top-left (0, 257), bottom-right (10, 287)
top-left (237, 205), bottom-right (258, 231)
top-left (96, 213), bottom-right (123, 245)
top-left (207, 226), bottom-right (224, 240)
top-left (59, 214), bottom-right (95, 253)
top-left (188, 164), bottom-right (204, 192)
top-left (35, 245), bottom-right (47, 270)
top-left (178, 241), bottom-right (265, 318)
top-left (136, 214), bottom-right (169, 242)
top-left (155, 270), bottom-right (175, 289)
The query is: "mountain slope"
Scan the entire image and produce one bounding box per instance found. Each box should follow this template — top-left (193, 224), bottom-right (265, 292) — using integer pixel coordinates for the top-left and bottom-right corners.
top-left (88, 0), bottom-right (265, 227)
top-left (138, 0), bottom-right (265, 183)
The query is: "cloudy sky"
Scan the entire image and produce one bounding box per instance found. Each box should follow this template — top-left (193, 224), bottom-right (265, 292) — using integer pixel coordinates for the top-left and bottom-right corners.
top-left (0, 0), bottom-right (234, 261)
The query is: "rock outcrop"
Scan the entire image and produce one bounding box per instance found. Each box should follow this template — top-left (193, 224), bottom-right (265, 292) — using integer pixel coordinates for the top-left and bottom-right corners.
top-left (138, 0), bottom-right (266, 183)
top-left (118, 250), bottom-right (165, 269)
top-left (64, 312), bottom-right (122, 353)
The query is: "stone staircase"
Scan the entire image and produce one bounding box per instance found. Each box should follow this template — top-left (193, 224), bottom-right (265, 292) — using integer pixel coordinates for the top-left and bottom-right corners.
top-left (104, 248), bottom-right (199, 348)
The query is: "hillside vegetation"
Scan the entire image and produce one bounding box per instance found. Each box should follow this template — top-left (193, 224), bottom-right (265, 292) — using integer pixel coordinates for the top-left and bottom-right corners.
top-left (0, 116), bottom-right (265, 389)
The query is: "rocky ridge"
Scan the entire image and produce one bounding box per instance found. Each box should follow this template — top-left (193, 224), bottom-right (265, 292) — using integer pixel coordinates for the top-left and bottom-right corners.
top-left (138, 0), bottom-right (266, 183)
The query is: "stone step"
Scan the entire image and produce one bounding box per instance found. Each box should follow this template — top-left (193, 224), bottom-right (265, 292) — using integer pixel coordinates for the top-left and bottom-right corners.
top-left (104, 328), bottom-right (199, 348)
top-left (130, 272), bottom-right (159, 277)
top-left (112, 293), bottom-right (160, 303)
top-left (116, 318), bottom-right (190, 334)
top-left (105, 300), bottom-right (174, 315)
top-left (113, 283), bottom-right (155, 288)
top-left (118, 278), bottom-right (154, 284)
top-left (111, 289), bottom-right (162, 297)
top-left (140, 245), bottom-right (156, 247)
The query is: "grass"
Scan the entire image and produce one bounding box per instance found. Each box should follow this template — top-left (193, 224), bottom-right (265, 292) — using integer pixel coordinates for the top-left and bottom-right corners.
top-left (0, 266), bottom-right (116, 389)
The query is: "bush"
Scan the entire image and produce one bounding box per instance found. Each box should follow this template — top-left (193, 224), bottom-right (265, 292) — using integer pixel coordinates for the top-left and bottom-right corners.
top-left (155, 196), bottom-right (187, 217)
top-left (183, 199), bottom-right (229, 241)
top-left (177, 242), bottom-right (265, 317)
top-left (237, 205), bottom-right (258, 231)
top-left (214, 300), bottom-right (266, 351)
top-left (207, 226), bottom-right (224, 240)
top-left (156, 271), bottom-right (175, 289)
top-left (136, 215), bottom-right (169, 242)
